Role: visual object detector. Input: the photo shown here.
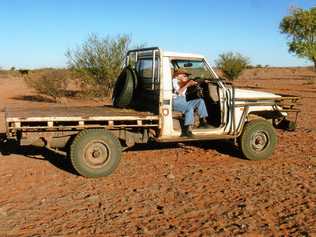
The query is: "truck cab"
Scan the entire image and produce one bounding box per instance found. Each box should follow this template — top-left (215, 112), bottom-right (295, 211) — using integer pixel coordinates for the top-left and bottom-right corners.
top-left (114, 47), bottom-right (298, 142)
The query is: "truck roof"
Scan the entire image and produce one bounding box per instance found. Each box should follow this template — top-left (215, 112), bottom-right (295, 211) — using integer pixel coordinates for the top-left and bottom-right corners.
top-left (163, 51), bottom-right (205, 59)
top-left (127, 47), bottom-right (206, 60)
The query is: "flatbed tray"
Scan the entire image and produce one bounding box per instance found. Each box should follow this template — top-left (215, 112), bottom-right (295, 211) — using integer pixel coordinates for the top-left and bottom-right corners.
top-left (5, 105), bottom-right (158, 122)
top-left (5, 106), bottom-right (159, 134)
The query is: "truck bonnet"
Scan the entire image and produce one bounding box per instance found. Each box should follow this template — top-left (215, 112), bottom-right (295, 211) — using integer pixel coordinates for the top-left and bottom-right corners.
top-left (233, 88), bottom-right (281, 99)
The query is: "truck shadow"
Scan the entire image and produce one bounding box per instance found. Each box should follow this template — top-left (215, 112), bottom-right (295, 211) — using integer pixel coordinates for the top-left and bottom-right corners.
top-left (11, 90), bottom-right (80, 103)
top-left (127, 140), bottom-right (244, 160)
top-left (197, 140), bottom-right (245, 159)
top-left (11, 95), bottom-right (56, 103)
top-left (0, 135), bottom-right (244, 176)
top-left (0, 134), bottom-right (78, 175)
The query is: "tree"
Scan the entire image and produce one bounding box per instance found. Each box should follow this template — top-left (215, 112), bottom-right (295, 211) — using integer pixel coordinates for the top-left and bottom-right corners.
top-left (280, 7), bottom-right (316, 69)
top-left (215, 52), bottom-right (250, 80)
top-left (66, 34), bottom-right (131, 97)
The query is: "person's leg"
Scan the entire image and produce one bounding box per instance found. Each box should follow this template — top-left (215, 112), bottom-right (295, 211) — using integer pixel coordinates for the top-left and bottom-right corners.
top-left (188, 98), bottom-right (211, 128)
top-left (173, 96), bottom-right (194, 126)
top-left (173, 96), bottom-right (194, 136)
top-left (172, 96), bottom-right (187, 113)
top-left (183, 107), bottom-right (194, 126)
top-left (188, 98), bottom-right (208, 118)
top-left (183, 106), bottom-right (194, 136)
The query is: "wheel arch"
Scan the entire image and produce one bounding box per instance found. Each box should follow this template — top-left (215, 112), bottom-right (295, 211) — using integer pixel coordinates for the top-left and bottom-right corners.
top-left (236, 108), bottom-right (282, 137)
top-left (246, 110), bottom-right (284, 121)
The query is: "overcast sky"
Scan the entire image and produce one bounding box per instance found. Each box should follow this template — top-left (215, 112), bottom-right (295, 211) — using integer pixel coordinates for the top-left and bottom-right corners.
top-left (0, 0), bottom-right (315, 69)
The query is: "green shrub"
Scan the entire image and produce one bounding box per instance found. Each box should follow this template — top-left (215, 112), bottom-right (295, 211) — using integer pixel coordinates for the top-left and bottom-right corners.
top-left (24, 69), bottom-right (71, 102)
top-left (66, 34), bottom-right (131, 97)
top-left (215, 52), bottom-right (250, 80)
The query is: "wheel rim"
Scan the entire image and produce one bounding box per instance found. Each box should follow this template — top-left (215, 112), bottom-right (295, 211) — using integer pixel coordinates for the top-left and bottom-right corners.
top-left (250, 130), bottom-right (269, 152)
top-left (83, 140), bottom-right (111, 168)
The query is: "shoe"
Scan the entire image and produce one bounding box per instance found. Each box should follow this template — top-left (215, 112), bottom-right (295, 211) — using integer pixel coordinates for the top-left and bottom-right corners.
top-left (181, 126), bottom-right (194, 138)
top-left (199, 118), bottom-right (211, 129)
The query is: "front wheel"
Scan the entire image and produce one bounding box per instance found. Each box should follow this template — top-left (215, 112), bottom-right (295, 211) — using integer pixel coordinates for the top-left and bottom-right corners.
top-left (239, 119), bottom-right (277, 160)
top-left (70, 129), bottom-right (122, 178)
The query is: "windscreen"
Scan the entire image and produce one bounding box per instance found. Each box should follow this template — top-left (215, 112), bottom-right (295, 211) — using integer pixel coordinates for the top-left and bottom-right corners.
top-left (171, 60), bottom-right (213, 79)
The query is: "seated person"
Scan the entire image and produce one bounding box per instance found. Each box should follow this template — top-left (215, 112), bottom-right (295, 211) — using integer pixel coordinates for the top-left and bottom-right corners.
top-left (172, 69), bottom-right (210, 137)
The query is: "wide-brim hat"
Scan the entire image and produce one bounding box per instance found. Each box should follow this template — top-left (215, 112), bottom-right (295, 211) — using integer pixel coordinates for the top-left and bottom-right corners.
top-left (173, 68), bottom-right (192, 76)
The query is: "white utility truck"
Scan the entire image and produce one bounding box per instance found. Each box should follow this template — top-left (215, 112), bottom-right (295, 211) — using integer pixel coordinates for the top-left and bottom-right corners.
top-left (4, 47), bottom-right (300, 177)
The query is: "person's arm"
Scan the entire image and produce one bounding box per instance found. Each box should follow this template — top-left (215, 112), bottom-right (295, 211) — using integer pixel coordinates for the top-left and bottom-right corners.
top-left (177, 80), bottom-right (197, 96)
top-left (173, 78), bottom-right (181, 95)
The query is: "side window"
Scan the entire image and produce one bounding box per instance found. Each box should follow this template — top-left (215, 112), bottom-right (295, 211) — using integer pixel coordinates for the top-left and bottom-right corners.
top-left (139, 59), bottom-right (152, 78)
top-left (137, 58), bottom-right (159, 91)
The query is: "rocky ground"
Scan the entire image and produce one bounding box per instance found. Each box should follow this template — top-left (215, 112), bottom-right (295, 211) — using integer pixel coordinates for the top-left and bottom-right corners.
top-left (0, 68), bottom-right (315, 236)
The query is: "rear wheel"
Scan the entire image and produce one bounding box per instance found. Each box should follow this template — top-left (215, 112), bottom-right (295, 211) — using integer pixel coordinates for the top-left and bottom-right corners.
top-left (239, 119), bottom-right (277, 160)
top-left (70, 129), bottom-right (122, 178)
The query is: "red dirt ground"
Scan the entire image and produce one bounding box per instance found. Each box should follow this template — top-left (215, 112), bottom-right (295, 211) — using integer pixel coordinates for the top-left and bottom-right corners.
top-left (0, 68), bottom-right (315, 236)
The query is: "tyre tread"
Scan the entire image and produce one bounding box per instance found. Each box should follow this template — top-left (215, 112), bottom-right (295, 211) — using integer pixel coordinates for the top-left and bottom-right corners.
top-left (70, 129), bottom-right (122, 178)
top-left (239, 119), bottom-right (277, 160)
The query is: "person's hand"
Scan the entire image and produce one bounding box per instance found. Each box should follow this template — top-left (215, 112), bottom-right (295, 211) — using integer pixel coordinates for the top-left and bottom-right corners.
top-left (187, 80), bottom-right (197, 87)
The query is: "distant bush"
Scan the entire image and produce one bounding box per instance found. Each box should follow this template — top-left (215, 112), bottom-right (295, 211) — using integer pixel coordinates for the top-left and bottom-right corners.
top-left (24, 69), bottom-right (72, 102)
top-left (19, 69), bottom-right (29, 75)
top-left (10, 67), bottom-right (16, 71)
top-left (66, 34), bottom-right (131, 97)
top-left (215, 52), bottom-right (250, 80)
top-left (256, 64), bottom-right (262, 68)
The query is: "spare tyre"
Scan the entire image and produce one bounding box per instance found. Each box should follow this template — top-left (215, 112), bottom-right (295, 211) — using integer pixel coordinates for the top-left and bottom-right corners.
top-left (112, 66), bottom-right (137, 107)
